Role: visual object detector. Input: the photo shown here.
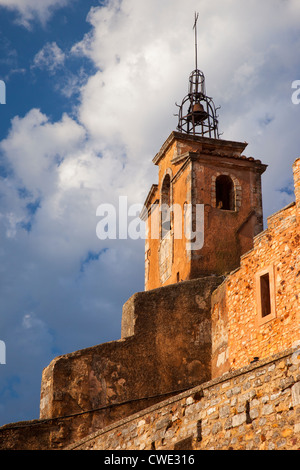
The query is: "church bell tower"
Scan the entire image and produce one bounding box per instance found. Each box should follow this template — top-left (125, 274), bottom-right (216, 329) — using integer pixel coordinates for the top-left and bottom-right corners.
top-left (141, 14), bottom-right (267, 291)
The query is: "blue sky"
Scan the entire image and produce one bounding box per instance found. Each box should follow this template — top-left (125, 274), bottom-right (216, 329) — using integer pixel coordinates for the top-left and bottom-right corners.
top-left (0, 0), bottom-right (300, 427)
top-left (0, 2), bottom-right (99, 137)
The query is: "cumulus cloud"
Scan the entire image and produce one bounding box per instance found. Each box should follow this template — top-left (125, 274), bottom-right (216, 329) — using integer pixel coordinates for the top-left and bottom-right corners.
top-left (0, 0), bottom-right (71, 28)
top-left (1, 109), bottom-right (85, 193)
top-left (0, 104), bottom-right (145, 423)
top-left (72, 0), bottom-right (300, 216)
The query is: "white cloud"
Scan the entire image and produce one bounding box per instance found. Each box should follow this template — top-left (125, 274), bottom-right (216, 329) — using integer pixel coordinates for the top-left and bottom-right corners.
top-left (58, 67), bottom-right (89, 98)
top-left (1, 109), bottom-right (86, 198)
top-left (71, 0), bottom-right (300, 218)
top-left (0, 0), bottom-right (71, 28)
top-left (32, 42), bottom-right (66, 73)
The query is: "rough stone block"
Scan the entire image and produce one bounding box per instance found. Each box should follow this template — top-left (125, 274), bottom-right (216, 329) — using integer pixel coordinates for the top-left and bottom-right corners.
top-left (232, 412), bottom-right (246, 428)
top-left (291, 382), bottom-right (300, 407)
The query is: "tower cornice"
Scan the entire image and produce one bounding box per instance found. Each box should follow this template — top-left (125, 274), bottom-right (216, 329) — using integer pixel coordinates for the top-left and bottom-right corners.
top-left (153, 131), bottom-right (252, 166)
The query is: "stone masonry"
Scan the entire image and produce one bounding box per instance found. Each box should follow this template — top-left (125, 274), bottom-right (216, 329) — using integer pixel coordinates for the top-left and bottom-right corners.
top-left (66, 347), bottom-right (300, 451)
top-left (211, 158), bottom-right (300, 378)
top-left (0, 276), bottom-right (223, 450)
top-left (142, 132), bottom-right (266, 290)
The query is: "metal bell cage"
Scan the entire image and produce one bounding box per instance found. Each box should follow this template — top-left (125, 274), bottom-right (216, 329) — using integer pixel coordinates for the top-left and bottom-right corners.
top-left (176, 68), bottom-right (220, 139)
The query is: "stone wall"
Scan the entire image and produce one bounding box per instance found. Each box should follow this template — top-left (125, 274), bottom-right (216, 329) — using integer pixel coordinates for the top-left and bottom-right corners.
top-left (66, 347), bottom-right (300, 451)
top-left (0, 276), bottom-right (222, 450)
top-left (293, 158), bottom-right (300, 221)
top-left (211, 162), bottom-right (300, 377)
top-left (144, 131), bottom-right (266, 291)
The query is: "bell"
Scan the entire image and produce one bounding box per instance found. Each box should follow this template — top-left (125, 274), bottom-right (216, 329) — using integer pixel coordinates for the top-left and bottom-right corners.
top-left (192, 102), bottom-right (208, 123)
top-left (186, 101), bottom-right (208, 124)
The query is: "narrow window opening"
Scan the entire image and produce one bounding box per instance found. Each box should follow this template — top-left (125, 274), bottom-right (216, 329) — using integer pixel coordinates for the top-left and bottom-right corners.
top-left (216, 175), bottom-right (235, 211)
top-left (260, 273), bottom-right (271, 317)
top-left (161, 174), bottom-right (171, 238)
top-left (196, 420), bottom-right (202, 441)
top-left (256, 266), bottom-right (276, 325)
top-left (246, 400), bottom-right (252, 424)
top-left (176, 272), bottom-right (180, 283)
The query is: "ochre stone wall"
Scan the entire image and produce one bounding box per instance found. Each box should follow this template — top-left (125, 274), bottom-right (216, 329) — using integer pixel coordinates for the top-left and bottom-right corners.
top-left (33, 276), bottom-right (222, 446)
top-left (190, 156), bottom-right (264, 279)
top-left (143, 131), bottom-right (266, 291)
top-left (66, 347), bottom-right (300, 451)
top-left (143, 138), bottom-right (194, 290)
top-left (211, 196), bottom-right (300, 377)
top-left (294, 157), bottom-right (300, 222)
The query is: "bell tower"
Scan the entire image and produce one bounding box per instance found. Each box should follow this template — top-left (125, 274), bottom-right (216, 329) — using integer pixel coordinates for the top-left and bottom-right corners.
top-left (141, 14), bottom-right (267, 291)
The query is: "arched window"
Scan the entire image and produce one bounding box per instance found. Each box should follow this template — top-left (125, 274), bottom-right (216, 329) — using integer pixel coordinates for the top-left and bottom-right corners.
top-left (216, 175), bottom-right (235, 211)
top-left (161, 174), bottom-right (171, 238)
